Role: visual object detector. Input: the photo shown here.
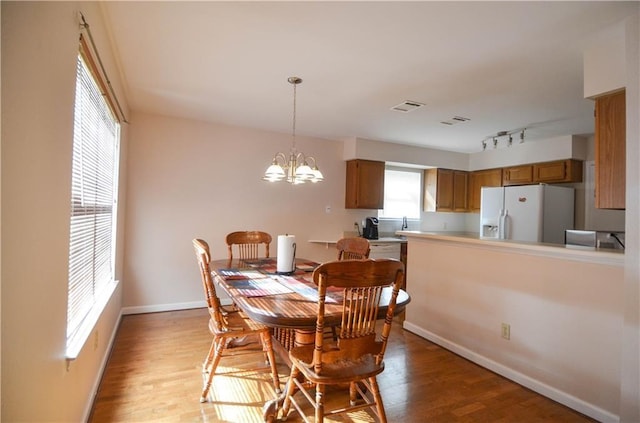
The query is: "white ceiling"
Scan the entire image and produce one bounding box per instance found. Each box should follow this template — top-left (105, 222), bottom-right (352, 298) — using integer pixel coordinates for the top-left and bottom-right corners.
top-left (101, 1), bottom-right (635, 153)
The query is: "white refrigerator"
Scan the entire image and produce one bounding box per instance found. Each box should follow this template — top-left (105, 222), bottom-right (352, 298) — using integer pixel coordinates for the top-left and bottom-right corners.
top-left (479, 185), bottom-right (574, 244)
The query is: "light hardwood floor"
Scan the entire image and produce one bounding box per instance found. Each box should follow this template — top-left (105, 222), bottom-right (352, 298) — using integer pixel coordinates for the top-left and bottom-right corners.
top-left (89, 308), bottom-right (596, 422)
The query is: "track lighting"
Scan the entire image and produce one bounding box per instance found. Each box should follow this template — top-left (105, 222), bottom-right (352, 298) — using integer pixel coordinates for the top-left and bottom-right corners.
top-left (481, 128), bottom-right (526, 151)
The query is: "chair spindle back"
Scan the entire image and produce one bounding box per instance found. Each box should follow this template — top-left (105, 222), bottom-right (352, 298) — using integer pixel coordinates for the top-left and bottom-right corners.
top-left (336, 237), bottom-right (371, 260)
top-left (192, 238), bottom-right (227, 333)
top-left (226, 231), bottom-right (272, 260)
top-left (311, 259), bottom-right (404, 374)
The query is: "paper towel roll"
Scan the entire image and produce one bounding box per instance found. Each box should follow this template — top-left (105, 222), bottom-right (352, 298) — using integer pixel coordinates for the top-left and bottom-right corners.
top-left (277, 234), bottom-right (296, 274)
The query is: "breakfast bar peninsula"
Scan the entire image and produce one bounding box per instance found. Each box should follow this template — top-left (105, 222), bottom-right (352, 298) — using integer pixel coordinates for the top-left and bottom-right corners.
top-left (397, 230), bottom-right (624, 423)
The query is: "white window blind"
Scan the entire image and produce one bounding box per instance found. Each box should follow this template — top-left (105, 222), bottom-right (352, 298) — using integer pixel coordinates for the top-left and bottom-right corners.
top-left (378, 167), bottom-right (422, 219)
top-left (66, 53), bottom-right (120, 351)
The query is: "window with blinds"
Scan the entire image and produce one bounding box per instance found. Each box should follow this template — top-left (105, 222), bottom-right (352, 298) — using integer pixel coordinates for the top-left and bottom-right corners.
top-left (66, 52), bottom-right (120, 356)
top-left (378, 167), bottom-right (422, 219)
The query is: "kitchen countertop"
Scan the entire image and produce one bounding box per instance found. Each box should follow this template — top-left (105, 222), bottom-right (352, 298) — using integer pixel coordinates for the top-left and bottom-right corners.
top-left (309, 236), bottom-right (407, 245)
top-left (396, 230), bottom-right (625, 266)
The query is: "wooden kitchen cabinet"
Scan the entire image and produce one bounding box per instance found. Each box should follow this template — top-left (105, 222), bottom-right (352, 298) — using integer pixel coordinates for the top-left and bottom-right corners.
top-left (502, 160), bottom-right (582, 185)
top-left (595, 90), bottom-right (625, 209)
top-left (503, 165), bottom-right (533, 185)
top-left (533, 159), bottom-right (583, 183)
top-left (423, 169), bottom-right (469, 212)
top-left (424, 168), bottom-right (453, 211)
top-left (452, 171), bottom-right (469, 211)
top-left (468, 168), bottom-right (502, 212)
top-left (345, 159), bottom-right (385, 209)
top-left (424, 168), bottom-right (467, 212)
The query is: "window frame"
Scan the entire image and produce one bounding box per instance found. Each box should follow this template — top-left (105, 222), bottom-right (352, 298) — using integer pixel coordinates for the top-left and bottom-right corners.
top-left (65, 37), bottom-right (121, 360)
top-left (378, 165), bottom-right (423, 220)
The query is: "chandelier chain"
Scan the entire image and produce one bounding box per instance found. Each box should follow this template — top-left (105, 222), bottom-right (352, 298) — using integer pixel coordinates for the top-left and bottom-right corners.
top-left (292, 81), bottom-right (297, 151)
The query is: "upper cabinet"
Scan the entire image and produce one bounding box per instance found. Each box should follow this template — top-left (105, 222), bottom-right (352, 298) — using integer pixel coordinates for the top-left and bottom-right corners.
top-left (345, 159), bottom-right (385, 209)
top-left (533, 160), bottom-right (583, 184)
top-left (424, 169), bottom-right (468, 212)
top-left (424, 168), bottom-right (451, 212)
top-left (452, 171), bottom-right (469, 212)
top-left (426, 159), bottom-right (583, 214)
top-left (503, 160), bottom-right (583, 186)
top-left (502, 165), bottom-right (533, 186)
top-left (468, 168), bottom-right (502, 212)
top-left (595, 90), bottom-right (626, 209)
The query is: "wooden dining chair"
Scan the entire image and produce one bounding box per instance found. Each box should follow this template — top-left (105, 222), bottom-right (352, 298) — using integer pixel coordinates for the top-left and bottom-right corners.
top-left (280, 259), bottom-right (405, 423)
top-left (226, 231), bottom-right (272, 260)
top-left (336, 237), bottom-right (370, 260)
top-left (192, 238), bottom-right (281, 402)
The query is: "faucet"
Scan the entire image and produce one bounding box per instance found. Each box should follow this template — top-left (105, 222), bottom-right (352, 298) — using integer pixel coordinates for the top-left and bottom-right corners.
top-left (401, 216), bottom-right (408, 230)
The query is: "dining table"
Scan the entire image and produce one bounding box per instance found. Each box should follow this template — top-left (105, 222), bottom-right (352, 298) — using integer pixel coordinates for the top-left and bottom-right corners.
top-left (209, 256), bottom-right (411, 422)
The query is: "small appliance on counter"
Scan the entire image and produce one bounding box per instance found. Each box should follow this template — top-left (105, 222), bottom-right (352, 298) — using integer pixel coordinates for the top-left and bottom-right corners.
top-left (362, 217), bottom-right (379, 240)
top-left (565, 230), bottom-right (625, 250)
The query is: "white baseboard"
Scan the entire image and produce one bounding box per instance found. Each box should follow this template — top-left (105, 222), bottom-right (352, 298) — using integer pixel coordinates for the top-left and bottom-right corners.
top-left (122, 301), bottom-right (205, 315)
top-left (402, 321), bottom-right (618, 423)
top-left (121, 299), bottom-right (233, 315)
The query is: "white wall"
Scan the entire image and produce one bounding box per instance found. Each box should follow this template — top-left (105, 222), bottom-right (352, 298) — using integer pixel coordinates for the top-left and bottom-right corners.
top-left (344, 137), bottom-right (468, 169)
top-left (123, 113), bottom-right (358, 310)
top-left (620, 10), bottom-right (640, 423)
top-left (404, 237), bottom-right (624, 421)
top-left (468, 135), bottom-right (587, 170)
top-left (584, 21), bottom-right (626, 99)
top-left (1, 3), bottom-right (127, 421)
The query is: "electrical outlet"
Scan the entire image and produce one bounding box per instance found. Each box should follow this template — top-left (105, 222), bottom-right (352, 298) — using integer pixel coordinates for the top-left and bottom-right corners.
top-left (501, 323), bottom-right (510, 340)
top-left (325, 205), bottom-right (331, 214)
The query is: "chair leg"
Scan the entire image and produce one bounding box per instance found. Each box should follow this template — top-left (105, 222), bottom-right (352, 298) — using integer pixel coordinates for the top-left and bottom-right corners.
top-left (202, 337), bottom-right (217, 373)
top-left (260, 331), bottom-right (281, 393)
top-left (349, 381), bottom-right (358, 406)
top-left (315, 383), bottom-right (325, 423)
top-left (200, 337), bottom-right (226, 403)
top-left (281, 365), bottom-right (300, 419)
top-left (368, 377), bottom-right (387, 423)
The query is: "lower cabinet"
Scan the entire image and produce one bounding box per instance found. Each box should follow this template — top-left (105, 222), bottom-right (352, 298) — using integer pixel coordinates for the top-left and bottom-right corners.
top-left (369, 242), bottom-right (407, 315)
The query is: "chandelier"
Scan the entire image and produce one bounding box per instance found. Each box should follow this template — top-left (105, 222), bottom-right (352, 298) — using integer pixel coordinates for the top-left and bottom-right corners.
top-left (263, 77), bottom-right (323, 184)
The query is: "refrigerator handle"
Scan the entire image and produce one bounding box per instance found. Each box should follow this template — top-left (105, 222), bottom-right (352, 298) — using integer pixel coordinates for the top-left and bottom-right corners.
top-left (498, 210), bottom-right (508, 239)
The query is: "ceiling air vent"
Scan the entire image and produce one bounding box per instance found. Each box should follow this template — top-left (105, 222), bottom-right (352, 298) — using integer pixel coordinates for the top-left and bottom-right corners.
top-left (440, 116), bottom-right (471, 125)
top-left (391, 101), bottom-right (425, 113)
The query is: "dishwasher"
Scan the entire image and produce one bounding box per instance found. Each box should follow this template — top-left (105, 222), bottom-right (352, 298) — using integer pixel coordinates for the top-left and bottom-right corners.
top-left (368, 242), bottom-right (406, 321)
